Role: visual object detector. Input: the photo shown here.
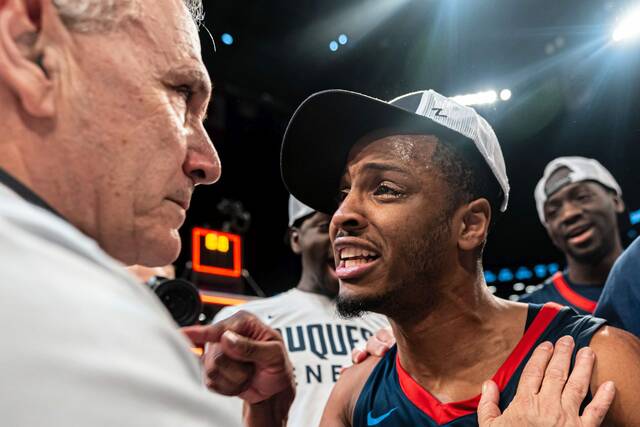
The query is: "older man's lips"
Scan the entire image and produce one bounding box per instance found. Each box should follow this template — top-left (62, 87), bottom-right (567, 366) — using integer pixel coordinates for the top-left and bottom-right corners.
top-left (167, 197), bottom-right (190, 210)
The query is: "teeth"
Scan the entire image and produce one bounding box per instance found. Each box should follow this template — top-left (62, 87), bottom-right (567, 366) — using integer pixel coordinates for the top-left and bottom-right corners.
top-left (342, 247), bottom-right (356, 258)
top-left (339, 247), bottom-right (377, 260)
top-left (345, 258), bottom-right (370, 268)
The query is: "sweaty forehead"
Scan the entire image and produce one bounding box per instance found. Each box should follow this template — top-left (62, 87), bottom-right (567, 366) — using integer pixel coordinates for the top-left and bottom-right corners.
top-left (345, 134), bottom-right (439, 173)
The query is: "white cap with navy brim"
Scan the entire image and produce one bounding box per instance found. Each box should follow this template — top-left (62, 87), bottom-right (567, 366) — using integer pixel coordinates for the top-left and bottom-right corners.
top-left (534, 156), bottom-right (622, 225)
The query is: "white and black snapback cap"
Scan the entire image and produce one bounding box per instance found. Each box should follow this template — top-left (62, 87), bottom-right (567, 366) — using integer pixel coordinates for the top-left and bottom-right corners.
top-left (281, 89), bottom-right (510, 214)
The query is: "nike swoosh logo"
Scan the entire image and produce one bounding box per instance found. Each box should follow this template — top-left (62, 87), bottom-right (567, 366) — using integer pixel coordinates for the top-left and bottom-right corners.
top-left (367, 408), bottom-right (397, 426)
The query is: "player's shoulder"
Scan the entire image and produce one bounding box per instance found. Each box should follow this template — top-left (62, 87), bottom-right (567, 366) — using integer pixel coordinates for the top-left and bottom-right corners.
top-left (322, 355), bottom-right (383, 427)
top-left (588, 325), bottom-right (640, 425)
top-left (340, 353), bottom-right (383, 386)
top-left (338, 355), bottom-right (382, 404)
top-left (590, 325), bottom-right (640, 358)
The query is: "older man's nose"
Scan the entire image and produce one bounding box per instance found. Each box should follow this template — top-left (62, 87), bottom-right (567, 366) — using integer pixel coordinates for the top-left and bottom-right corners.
top-left (184, 128), bottom-right (221, 186)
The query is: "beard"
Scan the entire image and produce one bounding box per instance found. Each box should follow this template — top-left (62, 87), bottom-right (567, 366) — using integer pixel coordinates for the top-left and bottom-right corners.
top-left (336, 212), bottom-right (451, 321)
top-left (336, 291), bottom-right (394, 319)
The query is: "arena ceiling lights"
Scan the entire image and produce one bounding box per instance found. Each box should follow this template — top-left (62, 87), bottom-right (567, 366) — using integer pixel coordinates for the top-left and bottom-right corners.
top-left (451, 89), bottom-right (512, 106)
top-left (612, 4), bottom-right (640, 43)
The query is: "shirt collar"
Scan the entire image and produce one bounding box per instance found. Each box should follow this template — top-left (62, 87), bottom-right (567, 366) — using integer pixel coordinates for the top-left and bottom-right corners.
top-left (0, 168), bottom-right (65, 220)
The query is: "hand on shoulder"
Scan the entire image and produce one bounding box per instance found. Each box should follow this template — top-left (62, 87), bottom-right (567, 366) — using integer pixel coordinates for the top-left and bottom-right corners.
top-left (478, 336), bottom-right (615, 427)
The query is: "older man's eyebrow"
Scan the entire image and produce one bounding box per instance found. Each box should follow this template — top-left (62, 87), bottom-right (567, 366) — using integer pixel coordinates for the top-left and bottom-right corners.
top-left (190, 68), bottom-right (212, 95)
top-left (165, 66), bottom-right (212, 94)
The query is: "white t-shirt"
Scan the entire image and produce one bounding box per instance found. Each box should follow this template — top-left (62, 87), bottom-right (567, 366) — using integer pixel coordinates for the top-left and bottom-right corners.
top-left (0, 183), bottom-right (232, 426)
top-left (214, 288), bottom-right (389, 427)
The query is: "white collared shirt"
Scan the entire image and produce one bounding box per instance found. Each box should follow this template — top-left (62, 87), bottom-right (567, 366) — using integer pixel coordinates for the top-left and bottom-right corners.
top-left (0, 183), bottom-right (232, 426)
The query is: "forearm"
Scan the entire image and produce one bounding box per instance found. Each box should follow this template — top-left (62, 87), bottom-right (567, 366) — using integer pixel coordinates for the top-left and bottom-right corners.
top-left (242, 389), bottom-right (295, 427)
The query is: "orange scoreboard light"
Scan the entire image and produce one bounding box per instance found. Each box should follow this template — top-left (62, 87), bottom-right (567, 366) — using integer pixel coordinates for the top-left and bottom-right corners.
top-left (192, 227), bottom-right (242, 278)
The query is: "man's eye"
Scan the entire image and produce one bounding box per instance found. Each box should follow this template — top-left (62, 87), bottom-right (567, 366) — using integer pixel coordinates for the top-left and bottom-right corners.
top-left (576, 193), bottom-right (592, 202)
top-left (174, 85), bottom-right (193, 102)
top-left (337, 189), bottom-right (349, 202)
top-left (374, 184), bottom-right (403, 197)
top-left (545, 204), bottom-right (559, 219)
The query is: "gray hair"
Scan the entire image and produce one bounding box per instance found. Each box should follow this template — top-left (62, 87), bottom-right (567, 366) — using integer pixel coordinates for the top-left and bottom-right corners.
top-left (53, 0), bottom-right (204, 32)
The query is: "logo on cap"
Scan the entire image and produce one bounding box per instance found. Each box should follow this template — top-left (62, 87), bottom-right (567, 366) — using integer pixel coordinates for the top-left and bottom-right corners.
top-left (432, 107), bottom-right (448, 118)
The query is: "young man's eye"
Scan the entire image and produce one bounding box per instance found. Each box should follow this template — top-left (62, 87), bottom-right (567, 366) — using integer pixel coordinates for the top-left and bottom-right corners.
top-left (337, 189), bottom-right (349, 202)
top-left (374, 184), bottom-right (403, 197)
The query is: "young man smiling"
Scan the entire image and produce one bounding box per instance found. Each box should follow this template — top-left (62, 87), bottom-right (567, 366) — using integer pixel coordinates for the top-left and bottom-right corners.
top-left (520, 157), bottom-right (625, 314)
top-left (279, 89), bottom-right (640, 426)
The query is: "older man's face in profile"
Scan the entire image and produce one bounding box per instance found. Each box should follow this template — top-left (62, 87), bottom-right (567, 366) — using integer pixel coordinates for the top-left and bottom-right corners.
top-left (57, 0), bottom-right (220, 266)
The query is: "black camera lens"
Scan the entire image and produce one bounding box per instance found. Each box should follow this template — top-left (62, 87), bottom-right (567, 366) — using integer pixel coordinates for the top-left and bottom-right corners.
top-left (148, 277), bottom-right (202, 327)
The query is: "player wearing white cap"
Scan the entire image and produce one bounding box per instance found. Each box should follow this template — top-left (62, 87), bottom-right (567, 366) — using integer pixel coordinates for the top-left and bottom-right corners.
top-left (521, 157), bottom-right (625, 314)
top-left (211, 196), bottom-right (388, 427)
top-left (278, 89), bottom-right (638, 426)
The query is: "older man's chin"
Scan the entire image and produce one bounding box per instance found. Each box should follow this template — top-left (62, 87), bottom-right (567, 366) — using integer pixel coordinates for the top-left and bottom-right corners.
top-left (143, 228), bottom-right (183, 267)
top-left (109, 228), bottom-right (182, 268)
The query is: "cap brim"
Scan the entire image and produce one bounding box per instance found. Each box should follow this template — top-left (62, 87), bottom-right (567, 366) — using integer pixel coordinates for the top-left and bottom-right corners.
top-left (281, 89), bottom-right (473, 213)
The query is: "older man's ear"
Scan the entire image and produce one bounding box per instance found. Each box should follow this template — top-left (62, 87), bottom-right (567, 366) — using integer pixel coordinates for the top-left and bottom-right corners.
top-left (0, 0), bottom-right (63, 118)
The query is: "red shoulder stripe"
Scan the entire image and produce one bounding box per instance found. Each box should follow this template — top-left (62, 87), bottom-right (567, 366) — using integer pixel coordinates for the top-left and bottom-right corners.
top-left (491, 302), bottom-right (563, 389)
top-left (551, 272), bottom-right (597, 313)
top-left (396, 303), bottom-right (563, 425)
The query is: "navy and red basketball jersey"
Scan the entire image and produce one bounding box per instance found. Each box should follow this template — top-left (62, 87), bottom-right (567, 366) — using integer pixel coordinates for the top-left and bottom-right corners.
top-left (520, 272), bottom-right (602, 314)
top-left (352, 303), bottom-right (605, 426)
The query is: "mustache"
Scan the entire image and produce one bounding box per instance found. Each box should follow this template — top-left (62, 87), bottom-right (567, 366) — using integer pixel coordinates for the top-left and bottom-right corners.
top-left (334, 229), bottom-right (349, 239)
top-left (333, 229), bottom-right (378, 248)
